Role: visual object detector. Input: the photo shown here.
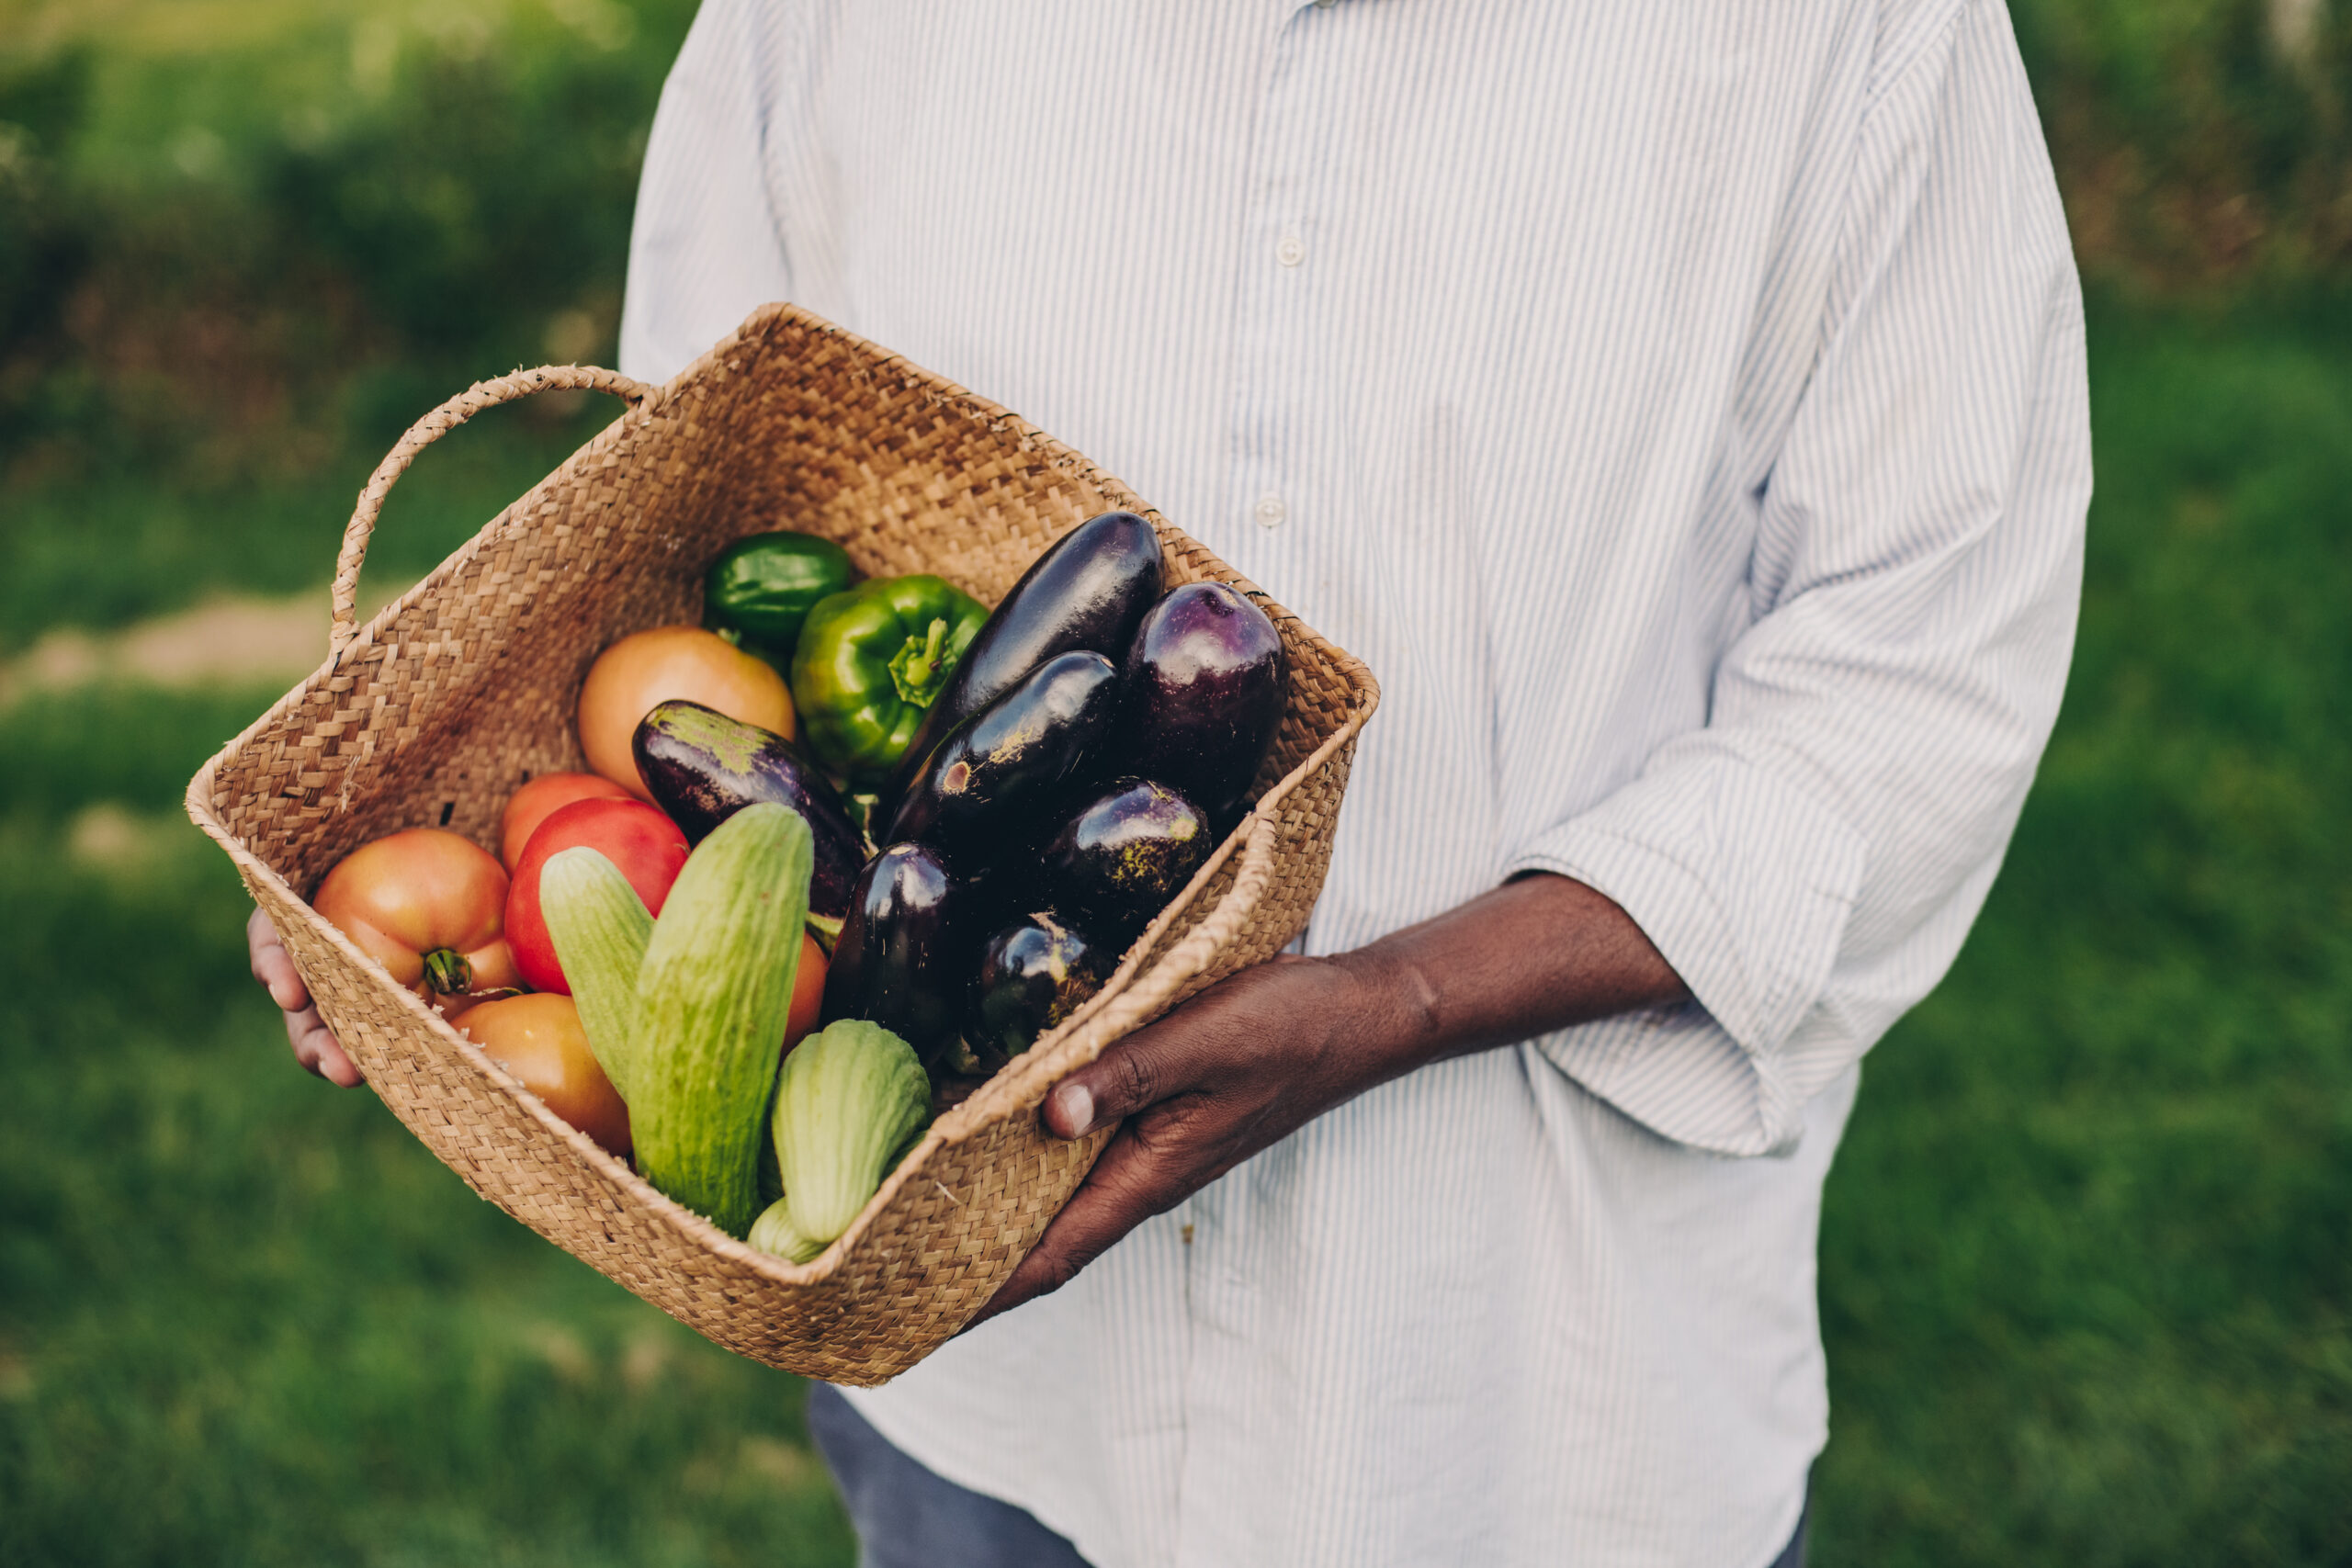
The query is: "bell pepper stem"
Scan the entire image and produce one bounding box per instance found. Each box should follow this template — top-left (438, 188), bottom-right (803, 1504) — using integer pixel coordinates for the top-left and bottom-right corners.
top-left (422, 948), bottom-right (473, 996)
top-left (887, 617), bottom-right (954, 707)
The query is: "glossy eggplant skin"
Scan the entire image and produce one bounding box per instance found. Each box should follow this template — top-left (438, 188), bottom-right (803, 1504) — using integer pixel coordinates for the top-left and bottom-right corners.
top-left (886, 650), bottom-right (1122, 862)
top-left (884, 511), bottom-right (1163, 805)
top-left (1037, 778), bottom-right (1213, 945)
top-left (1118, 581), bottom-right (1288, 826)
top-left (820, 840), bottom-right (970, 1069)
top-left (632, 700), bottom-right (870, 931)
top-left (965, 912), bottom-right (1112, 1070)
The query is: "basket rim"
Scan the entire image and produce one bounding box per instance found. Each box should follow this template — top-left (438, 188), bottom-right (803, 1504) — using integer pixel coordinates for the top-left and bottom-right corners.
top-left (184, 300), bottom-right (1381, 1291)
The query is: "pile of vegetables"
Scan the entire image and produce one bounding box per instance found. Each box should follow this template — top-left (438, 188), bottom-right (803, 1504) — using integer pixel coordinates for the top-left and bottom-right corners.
top-left (302, 511), bottom-right (1285, 1262)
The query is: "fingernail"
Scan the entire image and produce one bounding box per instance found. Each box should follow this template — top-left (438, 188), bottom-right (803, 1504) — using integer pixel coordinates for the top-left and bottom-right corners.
top-left (1054, 1084), bottom-right (1093, 1137)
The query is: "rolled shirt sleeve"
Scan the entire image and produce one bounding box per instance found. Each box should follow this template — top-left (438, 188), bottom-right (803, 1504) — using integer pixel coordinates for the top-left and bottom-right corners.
top-left (1509, 0), bottom-right (2091, 1156)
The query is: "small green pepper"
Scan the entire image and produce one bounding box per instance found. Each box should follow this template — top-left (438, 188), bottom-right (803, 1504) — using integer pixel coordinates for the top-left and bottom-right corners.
top-left (790, 575), bottom-right (989, 784)
top-left (702, 531), bottom-right (857, 664)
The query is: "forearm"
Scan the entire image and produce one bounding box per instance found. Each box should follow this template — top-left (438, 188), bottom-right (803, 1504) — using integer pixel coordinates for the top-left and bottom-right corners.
top-left (1040, 874), bottom-right (1686, 1144)
top-left (1327, 872), bottom-right (1689, 1095)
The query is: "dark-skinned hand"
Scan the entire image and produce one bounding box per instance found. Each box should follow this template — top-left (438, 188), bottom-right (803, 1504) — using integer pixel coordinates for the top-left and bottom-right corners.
top-left (968, 871), bottom-right (1686, 1327)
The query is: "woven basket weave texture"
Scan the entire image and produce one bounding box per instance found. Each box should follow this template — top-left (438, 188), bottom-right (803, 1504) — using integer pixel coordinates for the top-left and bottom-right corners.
top-left (186, 304), bottom-right (1377, 1384)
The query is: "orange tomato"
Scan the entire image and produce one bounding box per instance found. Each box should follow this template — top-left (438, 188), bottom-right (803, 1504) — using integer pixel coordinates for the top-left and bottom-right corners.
top-left (577, 626), bottom-right (794, 801)
top-left (312, 828), bottom-right (521, 1018)
top-left (458, 993), bottom-right (631, 1156)
top-left (786, 931), bottom-right (826, 1055)
top-left (500, 772), bottom-right (634, 872)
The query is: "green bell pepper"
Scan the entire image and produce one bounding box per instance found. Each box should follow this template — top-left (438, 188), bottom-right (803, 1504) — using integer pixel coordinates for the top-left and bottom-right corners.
top-left (790, 574), bottom-right (989, 784)
top-left (702, 530), bottom-right (857, 664)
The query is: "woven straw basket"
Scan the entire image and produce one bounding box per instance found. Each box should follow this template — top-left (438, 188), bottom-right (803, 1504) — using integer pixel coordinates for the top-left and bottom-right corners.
top-left (186, 303), bottom-right (1378, 1384)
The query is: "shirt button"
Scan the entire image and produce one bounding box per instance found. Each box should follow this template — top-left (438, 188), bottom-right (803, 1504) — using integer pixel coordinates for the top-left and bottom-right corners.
top-left (1275, 234), bottom-right (1306, 268)
top-left (1255, 493), bottom-right (1288, 529)
top-left (1316, 0), bottom-right (1337, 8)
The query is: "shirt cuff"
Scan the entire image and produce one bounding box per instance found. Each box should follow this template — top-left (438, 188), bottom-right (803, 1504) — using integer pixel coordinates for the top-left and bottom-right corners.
top-left (1506, 751), bottom-right (1868, 1152)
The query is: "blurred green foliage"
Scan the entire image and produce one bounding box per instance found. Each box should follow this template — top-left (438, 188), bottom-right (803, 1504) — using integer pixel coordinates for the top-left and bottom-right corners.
top-left (0, 2), bottom-right (2346, 1564)
top-left (0, 0), bottom-right (2346, 644)
top-left (0, 0), bottom-right (698, 646)
top-left (2015, 0), bottom-right (2352, 283)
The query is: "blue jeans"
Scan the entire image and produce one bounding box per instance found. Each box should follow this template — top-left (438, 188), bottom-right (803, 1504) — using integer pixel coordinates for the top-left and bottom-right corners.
top-left (807, 1383), bottom-right (1810, 1568)
top-left (808, 1382), bottom-right (1093, 1567)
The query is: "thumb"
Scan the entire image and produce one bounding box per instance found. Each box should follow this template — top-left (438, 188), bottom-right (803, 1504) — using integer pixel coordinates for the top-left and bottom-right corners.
top-left (1043, 1030), bottom-right (1169, 1141)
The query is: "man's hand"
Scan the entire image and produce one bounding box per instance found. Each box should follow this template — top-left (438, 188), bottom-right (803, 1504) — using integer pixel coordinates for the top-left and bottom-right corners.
top-left (968, 952), bottom-right (1382, 1326)
top-left (248, 907), bottom-right (365, 1087)
top-left (972, 873), bottom-right (1688, 1325)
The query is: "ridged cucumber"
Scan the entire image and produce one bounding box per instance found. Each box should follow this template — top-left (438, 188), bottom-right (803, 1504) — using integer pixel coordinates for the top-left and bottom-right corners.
top-left (538, 847), bottom-right (653, 1104)
top-left (772, 1018), bottom-right (931, 1247)
top-left (631, 802), bottom-right (811, 1237)
top-left (747, 1197), bottom-right (826, 1264)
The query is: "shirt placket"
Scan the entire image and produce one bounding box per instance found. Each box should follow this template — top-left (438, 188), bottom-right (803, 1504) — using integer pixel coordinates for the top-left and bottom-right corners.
top-left (1216, 3), bottom-right (1336, 591)
top-left (1172, 8), bottom-right (1340, 1566)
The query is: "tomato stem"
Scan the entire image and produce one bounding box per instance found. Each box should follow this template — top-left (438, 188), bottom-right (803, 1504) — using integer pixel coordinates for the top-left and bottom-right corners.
top-left (422, 948), bottom-right (474, 995)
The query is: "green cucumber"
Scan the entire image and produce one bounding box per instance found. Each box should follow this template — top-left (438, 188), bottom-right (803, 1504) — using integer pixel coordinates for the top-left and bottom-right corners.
top-left (772, 1018), bottom-right (931, 1247)
top-left (539, 847), bottom-right (654, 1103)
top-left (631, 802), bottom-right (811, 1237)
top-left (747, 1197), bottom-right (827, 1264)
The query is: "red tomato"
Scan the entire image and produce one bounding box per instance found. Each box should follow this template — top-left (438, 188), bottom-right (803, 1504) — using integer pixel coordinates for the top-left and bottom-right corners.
top-left (459, 993), bottom-right (632, 1156)
top-left (785, 931), bottom-right (826, 1055)
top-left (577, 626), bottom-right (794, 801)
top-left (506, 798), bottom-right (690, 995)
top-left (313, 828), bottom-right (522, 1017)
top-left (499, 772), bottom-right (633, 872)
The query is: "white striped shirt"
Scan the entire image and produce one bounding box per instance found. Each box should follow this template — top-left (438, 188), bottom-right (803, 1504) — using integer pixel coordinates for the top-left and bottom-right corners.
top-left (619, 2), bottom-right (2089, 1562)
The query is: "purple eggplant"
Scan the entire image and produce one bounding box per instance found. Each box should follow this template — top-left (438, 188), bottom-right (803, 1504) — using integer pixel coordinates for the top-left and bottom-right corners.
top-left (820, 840), bottom-right (972, 1069)
top-left (965, 912), bottom-right (1112, 1070)
top-left (887, 650), bottom-right (1122, 863)
top-left (1037, 778), bottom-right (1213, 944)
top-left (1116, 581), bottom-right (1288, 826)
top-left (633, 700), bottom-right (871, 937)
top-left (883, 511), bottom-right (1163, 805)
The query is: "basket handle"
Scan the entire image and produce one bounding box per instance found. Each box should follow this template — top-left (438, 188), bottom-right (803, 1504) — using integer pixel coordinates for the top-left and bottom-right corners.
top-left (330, 364), bottom-right (657, 661)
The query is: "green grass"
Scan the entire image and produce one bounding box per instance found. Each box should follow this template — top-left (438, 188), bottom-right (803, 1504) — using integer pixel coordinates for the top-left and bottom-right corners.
top-left (1813, 297), bottom-right (2352, 1566)
top-left (0, 684), bottom-right (854, 1566)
